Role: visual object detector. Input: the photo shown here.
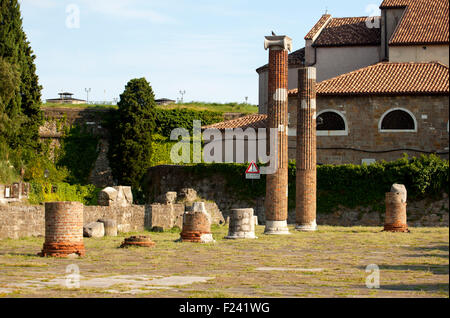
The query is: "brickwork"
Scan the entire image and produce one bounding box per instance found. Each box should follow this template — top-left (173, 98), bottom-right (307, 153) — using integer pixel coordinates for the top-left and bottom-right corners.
top-left (384, 192), bottom-right (409, 232)
top-left (296, 67), bottom-right (318, 231)
top-left (40, 202), bottom-right (85, 257)
top-left (180, 202), bottom-right (214, 243)
top-left (264, 36), bottom-right (291, 235)
top-left (287, 95), bottom-right (449, 164)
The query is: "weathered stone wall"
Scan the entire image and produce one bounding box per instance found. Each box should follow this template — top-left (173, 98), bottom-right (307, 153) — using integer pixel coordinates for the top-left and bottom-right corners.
top-left (146, 202), bottom-right (224, 231)
top-left (39, 107), bottom-right (114, 188)
top-left (318, 192), bottom-right (449, 228)
top-left (40, 107), bottom-right (111, 138)
top-left (145, 165), bottom-right (449, 227)
top-left (145, 165), bottom-right (266, 224)
top-left (0, 201), bottom-right (225, 239)
top-left (1, 192), bottom-right (447, 240)
top-left (0, 204), bottom-right (146, 239)
top-left (0, 205), bottom-right (44, 239)
top-left (83, 205), bottom-right (146, 233)
top-left (287, 94), bottom-right (449, 164)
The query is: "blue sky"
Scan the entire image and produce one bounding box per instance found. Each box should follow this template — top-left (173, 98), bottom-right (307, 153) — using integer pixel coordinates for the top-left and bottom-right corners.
top-left (19, 0), bottom-right (380, 104)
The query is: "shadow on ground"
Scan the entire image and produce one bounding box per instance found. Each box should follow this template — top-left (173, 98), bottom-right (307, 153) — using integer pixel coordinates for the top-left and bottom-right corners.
top-left (0, 252), bottom-right (39, 257)
top-left (379, 283), bottom-right (449, 292)
top-left (409, 245), bottom-right (449, 252)
top-left (357, 264), bottom-right (448, 275)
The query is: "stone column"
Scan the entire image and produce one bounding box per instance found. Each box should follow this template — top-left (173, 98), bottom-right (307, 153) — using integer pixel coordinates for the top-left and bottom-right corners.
top-left (384, 184), bottom-right (409, 232)
top-left (295, 67), bottom-right (318, 232)
top-left (263, 35), bottom-right (292, 235)
top-left (225, 208), bottom-right (258, 239)
top-left (40, 202), bottom-right (85, 257)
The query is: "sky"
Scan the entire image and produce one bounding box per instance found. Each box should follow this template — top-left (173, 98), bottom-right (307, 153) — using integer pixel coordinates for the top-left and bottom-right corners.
top-left (19, 0), bottom-right (381, 104)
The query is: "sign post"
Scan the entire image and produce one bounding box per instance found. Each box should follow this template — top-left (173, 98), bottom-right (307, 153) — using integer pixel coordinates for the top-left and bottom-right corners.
top-left (246, 161), bottom-right (261, 180)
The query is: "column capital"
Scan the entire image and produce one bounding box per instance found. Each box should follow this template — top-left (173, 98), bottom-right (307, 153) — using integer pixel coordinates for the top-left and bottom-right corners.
top-left (264, 35), bottom-right (292, 51)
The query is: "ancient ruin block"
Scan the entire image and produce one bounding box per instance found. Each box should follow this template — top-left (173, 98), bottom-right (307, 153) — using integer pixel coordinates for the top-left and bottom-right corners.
top-left (97, 187), bottom-right (117, 206)
top-left (114, 186), bottom-right (133, 206)
top-left (97, 186), bottom-right (133, 207)
top-left (179, 202), bottom-right (215, 243)
top-left (120, 235), bottom-right (156, 248)
top-left (40, 202), bottom-right (85, 257)
top-left (296, 67), bottom-right (318, 232)
top-left (264, 35), bottom-right (292, 235)
top-left (391, 184), bottom-right (407, 203)
top-left (179, 188), bottom-right (198, 204)
top-left (98, 218), bottom-right (117, 236)
top-left (225, 208), bottom-right (257, 239)
top-left (83, 222), bottom-right (105, 238)
top-left (157, 191), bottom-right (177, 204)
top-left (384, 184), bottom-right (409, 232)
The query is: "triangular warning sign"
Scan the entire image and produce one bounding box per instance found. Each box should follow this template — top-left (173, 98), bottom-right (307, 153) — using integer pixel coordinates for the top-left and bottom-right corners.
top-left (246, 161), bottom-right (260, 174)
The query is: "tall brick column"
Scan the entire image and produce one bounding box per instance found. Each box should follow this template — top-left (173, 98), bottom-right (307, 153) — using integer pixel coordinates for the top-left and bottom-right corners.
top-left (296, 67), bottom-right (318, 232)
top-left (264, 35), bottom-right (292, 235)
top-left (40, 202), bottom-right (85, 257)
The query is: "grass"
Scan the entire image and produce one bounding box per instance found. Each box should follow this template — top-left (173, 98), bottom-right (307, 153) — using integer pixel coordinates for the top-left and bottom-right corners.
top-left (159, 102), bottom-right (258, 114)
top-left (41, 103), bottom-right (118, 110)
top-left (0, 226), bottom-right (447, 298)
top-left (41, 102), bottom-right (259, 114)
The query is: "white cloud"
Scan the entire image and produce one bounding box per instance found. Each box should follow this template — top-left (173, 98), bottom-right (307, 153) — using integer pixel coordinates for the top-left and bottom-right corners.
top-left (81, 0), bottom-right (177, 24)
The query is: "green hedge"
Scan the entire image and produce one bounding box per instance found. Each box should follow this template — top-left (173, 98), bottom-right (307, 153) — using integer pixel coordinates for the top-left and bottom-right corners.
top-left (150, 134), bottom-right (178, 166)
top-left (155, 108), bottom-right (223, 137)
top-left (29, 182), bottom-right (100, 206)
top-left (181, 154), bottom-right (449, 213)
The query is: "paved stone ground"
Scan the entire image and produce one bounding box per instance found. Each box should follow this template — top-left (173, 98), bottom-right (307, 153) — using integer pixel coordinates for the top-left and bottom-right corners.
top-left (0, 226), bottom-right (448, 298)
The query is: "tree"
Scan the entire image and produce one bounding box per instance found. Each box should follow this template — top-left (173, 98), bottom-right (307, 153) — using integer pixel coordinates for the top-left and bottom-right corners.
top-left (109, 78), bottom-right (156, 190)
top-left (0, 0), bottom-right (43, 150)
top-left (0, 57), bottom-right (21, 144)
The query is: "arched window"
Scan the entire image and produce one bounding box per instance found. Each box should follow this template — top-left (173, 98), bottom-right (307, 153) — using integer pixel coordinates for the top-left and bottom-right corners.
top-left (317, 110), bottom-right (348, 136)
top-left (379, 108), bottom-right (417, 132)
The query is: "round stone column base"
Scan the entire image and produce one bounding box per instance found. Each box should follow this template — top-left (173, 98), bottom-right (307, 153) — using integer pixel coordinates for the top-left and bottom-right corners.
top-left (296, 220), bottom-right (318, 232)
top-left (383, 223), bottom-right (410, 233)
top-left (225, 232), bottom-right (258, 240)
top-left (39, 242), bottom-right (85, 258)
top-left (264, 221), bottom-right (290, 235)
top-left (179, 231), bottom-right (215, 243)
top-left (120, 236), bottom-right (156, 248)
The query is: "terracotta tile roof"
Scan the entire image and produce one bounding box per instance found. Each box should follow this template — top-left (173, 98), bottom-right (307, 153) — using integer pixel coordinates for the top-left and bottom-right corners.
top-left (256, 47), bottom-right (305, 73)
top-left (313, 17), bottom-right (381, 47)
top-left (286, 47), bottom-right (305, 67)
top-left (380, 0), bottom-right (417, 8)
top-left (381, 0), bottom-right (449, 45)
top-left (201, 114), bottom-right (267, 130)
top-left (288, 62), bottom-right (449, 96)
top-left (305, 14), bottom-right (332, 40)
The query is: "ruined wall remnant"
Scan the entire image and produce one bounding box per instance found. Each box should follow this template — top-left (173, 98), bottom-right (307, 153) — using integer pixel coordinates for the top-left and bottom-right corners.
top-left (179, 202), bottom-right (215, 243)
top-left (98, 218), bottom-right (118, 236)
top-left (263, 35), bottom-right (292, 235)
top-left (295, 67), bottom-right (318, 232)
top-left (225, 208), bottom-right (257, 239)
top-left (97, 186), bottom-right (133, 207)
top-left (40, 202), bottom-right (85, 257)
top-left (83, 221), bottom-right (105, 238)
top-left (384, 184), bottom-right (409, 232)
